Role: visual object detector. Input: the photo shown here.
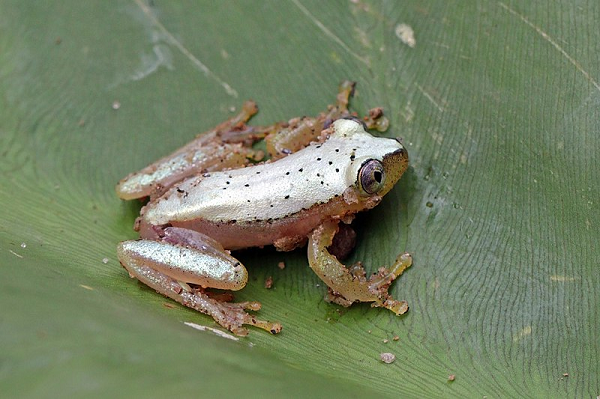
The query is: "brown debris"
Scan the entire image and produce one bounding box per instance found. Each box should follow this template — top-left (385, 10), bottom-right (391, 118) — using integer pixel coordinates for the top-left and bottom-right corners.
top-left (264, 276), bottom-right (273, 289)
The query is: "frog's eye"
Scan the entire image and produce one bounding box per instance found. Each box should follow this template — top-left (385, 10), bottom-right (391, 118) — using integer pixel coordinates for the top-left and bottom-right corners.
top-left (358, 159), bottom-right (385, 195)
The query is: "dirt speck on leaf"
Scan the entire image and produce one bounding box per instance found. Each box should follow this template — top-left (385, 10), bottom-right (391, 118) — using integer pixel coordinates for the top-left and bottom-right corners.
top-left (264, 276), bottom-right (273, 289)
top-left (380, 352), bottom-right (395, 364)
top-left (395, 23), bottom-right (416, 48)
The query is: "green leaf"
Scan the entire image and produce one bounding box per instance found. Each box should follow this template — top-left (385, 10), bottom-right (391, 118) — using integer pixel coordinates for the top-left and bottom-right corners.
top-left (1, 1), bottom-right (599, 397)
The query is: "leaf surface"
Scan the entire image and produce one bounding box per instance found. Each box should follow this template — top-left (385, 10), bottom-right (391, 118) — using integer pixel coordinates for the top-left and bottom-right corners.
top-left (1, 1), bottom-right (598, 397)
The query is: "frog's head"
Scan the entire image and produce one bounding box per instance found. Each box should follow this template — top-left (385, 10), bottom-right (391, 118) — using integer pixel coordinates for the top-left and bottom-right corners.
top-left (332, 118), bottom-right (409, 200)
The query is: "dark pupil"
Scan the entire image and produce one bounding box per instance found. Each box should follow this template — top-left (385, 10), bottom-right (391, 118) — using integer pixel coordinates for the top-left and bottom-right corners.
top-left (373, 170), bottom-right (382, 183)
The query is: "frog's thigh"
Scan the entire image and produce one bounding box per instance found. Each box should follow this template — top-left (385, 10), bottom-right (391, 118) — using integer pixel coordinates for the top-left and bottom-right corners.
top-left (117, 239), bottom-right (247, 291)
top-left (307, 220), bottom-right (412, 315)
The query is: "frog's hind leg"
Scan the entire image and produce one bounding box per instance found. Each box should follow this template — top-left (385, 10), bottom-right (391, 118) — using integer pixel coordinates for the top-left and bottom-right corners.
top-left (120, 259), bottom-right (281, 336)
top-left (264, 81), bottom-right (356, 160)
top-left (116, 101), bottom-right (265, 201)
top-left (117, 229), bottom-right (282, 336)
top-left (308, 220), bottom-right (411, 315)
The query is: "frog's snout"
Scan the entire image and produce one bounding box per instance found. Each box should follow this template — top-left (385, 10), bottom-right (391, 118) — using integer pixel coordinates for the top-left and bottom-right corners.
top-left (392, 144), bottom-right (408, 162)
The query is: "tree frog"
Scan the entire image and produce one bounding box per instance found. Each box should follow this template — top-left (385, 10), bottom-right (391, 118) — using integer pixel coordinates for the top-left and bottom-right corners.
top-left (116, 82), bottom-right (412, 336)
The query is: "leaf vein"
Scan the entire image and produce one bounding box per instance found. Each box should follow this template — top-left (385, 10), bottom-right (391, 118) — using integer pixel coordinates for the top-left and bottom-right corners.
top-left (291, 0), bottom-right (370, 67)
top-left (133, 0), bottom-right (239, 98)
top-left (499, 2), bottom-right (600, 93)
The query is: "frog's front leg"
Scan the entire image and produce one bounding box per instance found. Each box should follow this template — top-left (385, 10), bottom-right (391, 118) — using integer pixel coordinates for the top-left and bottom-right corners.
top-left (117, 227), bottom-right (282, 336)
top-left (308, 220), bottom-right (411, 315)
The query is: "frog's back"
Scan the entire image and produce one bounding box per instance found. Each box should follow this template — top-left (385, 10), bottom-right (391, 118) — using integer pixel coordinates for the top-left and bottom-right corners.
top-left (137, 120), bottom-right (405, 250)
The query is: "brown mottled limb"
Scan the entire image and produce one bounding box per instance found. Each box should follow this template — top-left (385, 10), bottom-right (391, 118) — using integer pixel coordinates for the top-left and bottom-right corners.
top-left (264, 80), bottom-right (356, 159)
top-left (117, 234), bottom-right (282, 336)
top-left (308, 220), bottom-right (411, 315)
top-left (116, 101), bottom-right (263, 200)
top-left (212, 101), bottom-right (259, 138)
top-left (122, 262), bottom-right (282, 336)
top-left (335, 80), bottom-right (355, 111)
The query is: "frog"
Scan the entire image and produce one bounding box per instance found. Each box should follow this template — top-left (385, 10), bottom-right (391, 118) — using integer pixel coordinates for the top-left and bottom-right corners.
top-left (116, 81), bottom-right (412, 336)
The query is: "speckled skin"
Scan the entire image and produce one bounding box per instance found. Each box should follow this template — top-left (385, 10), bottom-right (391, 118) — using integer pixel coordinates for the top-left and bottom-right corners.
top-left (137, 120), bottom-right (406, 250)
